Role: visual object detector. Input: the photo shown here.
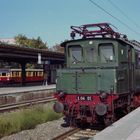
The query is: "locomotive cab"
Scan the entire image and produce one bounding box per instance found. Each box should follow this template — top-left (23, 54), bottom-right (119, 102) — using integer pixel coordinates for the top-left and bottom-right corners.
top-left (57, 39), bottom-right (118, 95)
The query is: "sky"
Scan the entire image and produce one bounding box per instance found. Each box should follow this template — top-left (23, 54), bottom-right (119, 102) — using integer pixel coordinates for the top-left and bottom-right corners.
top-left (0, 0), bottom-right (140, 48)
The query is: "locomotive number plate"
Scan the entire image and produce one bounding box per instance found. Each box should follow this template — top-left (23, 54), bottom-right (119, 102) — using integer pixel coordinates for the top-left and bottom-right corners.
top-left (77, 96), bottom-right (93, 101)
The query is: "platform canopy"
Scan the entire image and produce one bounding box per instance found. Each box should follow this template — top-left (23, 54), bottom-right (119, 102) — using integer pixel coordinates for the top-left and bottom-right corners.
top-left (0, 43), bottom-right (64, 63)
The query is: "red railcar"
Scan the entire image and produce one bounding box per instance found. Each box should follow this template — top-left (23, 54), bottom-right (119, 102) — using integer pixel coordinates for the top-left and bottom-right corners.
top-left (0, 69), bottom-right (44, 84)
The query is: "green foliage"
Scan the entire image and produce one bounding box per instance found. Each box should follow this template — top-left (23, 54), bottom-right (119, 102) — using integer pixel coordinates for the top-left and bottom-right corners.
top-left (0, 105), bottom-right (63, 138)
top-left (46, 108), bottom-right (62, 121)
top-left (50, 43), bottom-right (64, 53)
top-left (14, 34), bottom-right (48, 49)
top-left (0, 113), bottom-right (21, 137)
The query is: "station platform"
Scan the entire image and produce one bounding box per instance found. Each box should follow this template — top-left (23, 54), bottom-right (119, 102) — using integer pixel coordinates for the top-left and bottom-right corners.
top-left (92, 107), bottom-right (140, 140)
top-left (0, 84), bottom-right (56, 95)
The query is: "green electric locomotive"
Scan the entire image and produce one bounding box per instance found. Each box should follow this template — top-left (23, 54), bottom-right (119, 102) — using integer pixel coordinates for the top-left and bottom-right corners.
top-left (54, 23), bottom-right (140, 126)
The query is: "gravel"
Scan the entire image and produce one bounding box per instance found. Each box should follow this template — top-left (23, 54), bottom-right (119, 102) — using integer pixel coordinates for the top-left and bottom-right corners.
top-left (0, 117), bottom-right (72, 140)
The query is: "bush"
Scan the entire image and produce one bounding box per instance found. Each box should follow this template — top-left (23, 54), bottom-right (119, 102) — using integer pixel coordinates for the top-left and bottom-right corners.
top-left (0, 104), bottom-right (63, 138)
top-left (0, 113), bottom-right (21, 137)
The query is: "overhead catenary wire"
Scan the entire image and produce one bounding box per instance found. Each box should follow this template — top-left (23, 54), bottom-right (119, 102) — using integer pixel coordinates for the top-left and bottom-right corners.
top-left (88, 0), bottom-right (140, 36)
top-left (107, 0), bottom-right (140, 28)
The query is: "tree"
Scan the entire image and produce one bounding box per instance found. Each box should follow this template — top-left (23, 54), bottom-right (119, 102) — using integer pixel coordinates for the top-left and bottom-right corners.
top-left (50, 43), bottom-right (64, 53)
top-left (14, 34), bottom-right (27, 46)
top-left (14, 34), bottom-right (48, 49)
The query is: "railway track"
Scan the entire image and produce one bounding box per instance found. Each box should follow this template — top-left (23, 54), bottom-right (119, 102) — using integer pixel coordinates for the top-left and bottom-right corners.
top-left (0, 96), bottom-right (56, 112)
top-left (53, 128), bottom-right (99, 140)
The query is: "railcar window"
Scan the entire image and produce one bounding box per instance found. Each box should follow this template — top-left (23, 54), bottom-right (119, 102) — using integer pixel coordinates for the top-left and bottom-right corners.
top-left (31, 72), bottom-right (33, 76)
top-left (86, 48), bottom-right (95, 62)
top-left (2, 73), bottom-right (6, 76)
top-left (37, 72), bottom-right (39, 76)
top-left (34, 72), bottom-right (37, 76)
top-left (69, 46), bottom-right (82, 64)
top-left (33, 72), bottom-right (35, 76)
top-left (16, 72), bottom-right (19, 76)
top-left (12, 72), bottom-right (15, 77)
top-left (27, 72), bottom-right (30, 77)
top-left (6, 73), bottom-right (10, 76)
top-left (38, 72), bottom-right (43, 76)
top-left (12, 71), bottom-right (14, 77)
top-left (99, 44), bottom-right (114, 63)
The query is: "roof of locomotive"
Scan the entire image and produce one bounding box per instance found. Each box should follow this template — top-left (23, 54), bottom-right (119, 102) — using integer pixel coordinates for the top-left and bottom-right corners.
top-left (61, 23), bottom-right (140, 51)
top-left (61, 37), bottom-right (140, 51)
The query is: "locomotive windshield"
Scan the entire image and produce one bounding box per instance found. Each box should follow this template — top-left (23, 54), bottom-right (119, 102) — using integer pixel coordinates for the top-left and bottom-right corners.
top-left (69, 45), bottom-right (82, 64)
top-left (99, 44), bottom-right (114, 63)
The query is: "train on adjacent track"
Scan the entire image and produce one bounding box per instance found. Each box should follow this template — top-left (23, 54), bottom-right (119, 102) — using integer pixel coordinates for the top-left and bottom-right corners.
top-left (54, 23), bottom-right (140, 126)
top-left (0, 68), bottom-right (44, 84)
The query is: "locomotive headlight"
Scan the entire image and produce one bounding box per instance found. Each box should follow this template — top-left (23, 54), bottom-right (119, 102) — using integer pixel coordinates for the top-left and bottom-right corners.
top-left (100, 92), bottom-right (108, 100)
top-left (53, 102), bottom-right (64, 113)
top-left (95, 103), bottom-right (107, 116)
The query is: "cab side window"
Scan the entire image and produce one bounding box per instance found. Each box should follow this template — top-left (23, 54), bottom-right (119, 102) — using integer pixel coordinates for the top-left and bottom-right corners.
top-left (135, 52), bottom-right (140, 67)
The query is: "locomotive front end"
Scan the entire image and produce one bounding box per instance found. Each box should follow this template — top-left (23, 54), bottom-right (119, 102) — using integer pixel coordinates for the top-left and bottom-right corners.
top-left (54, 37), bottom-right (119, 126)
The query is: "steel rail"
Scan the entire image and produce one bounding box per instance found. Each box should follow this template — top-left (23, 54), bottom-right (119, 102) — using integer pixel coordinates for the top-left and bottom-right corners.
top-left (53, 128), bottom-right (99, 140)
top-left (53, 128), bottom-right (80, 140)
top-left (0, 96), bottom-right (56, 112)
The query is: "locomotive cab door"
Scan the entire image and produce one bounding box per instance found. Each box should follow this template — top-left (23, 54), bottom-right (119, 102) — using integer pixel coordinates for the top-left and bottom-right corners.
top-left (128, 46), bottom-right (134, 92)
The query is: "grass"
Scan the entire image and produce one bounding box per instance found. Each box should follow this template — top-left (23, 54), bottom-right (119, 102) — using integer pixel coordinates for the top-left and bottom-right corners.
top-left (0, 104), bottom-right (63, 138)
